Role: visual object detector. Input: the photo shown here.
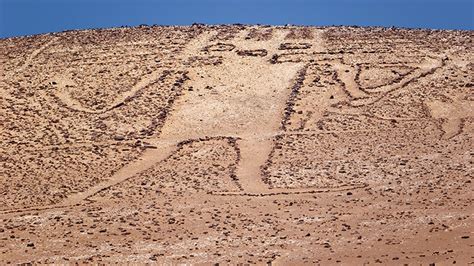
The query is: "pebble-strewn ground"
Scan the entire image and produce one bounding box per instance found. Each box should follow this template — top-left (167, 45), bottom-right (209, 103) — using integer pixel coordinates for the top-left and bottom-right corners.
top-left (1, 25), bottom-right (473, 264)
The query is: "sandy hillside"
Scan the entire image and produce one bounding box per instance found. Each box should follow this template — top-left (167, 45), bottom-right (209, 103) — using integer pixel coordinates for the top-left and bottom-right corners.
top-left (0, 25), bottom-right (473, 264)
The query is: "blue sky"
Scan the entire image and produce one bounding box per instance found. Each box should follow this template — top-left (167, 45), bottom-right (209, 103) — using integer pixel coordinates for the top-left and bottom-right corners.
top-left (1, 0), bottom-right (473, 38)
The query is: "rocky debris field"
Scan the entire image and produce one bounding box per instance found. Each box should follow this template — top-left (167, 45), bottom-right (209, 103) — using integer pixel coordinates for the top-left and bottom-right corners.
top-left (0, 25), bottom-right (473, 264)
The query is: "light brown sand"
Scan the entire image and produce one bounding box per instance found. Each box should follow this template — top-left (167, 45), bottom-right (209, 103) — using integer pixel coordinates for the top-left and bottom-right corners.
top-left (1, 25), bottom-right (473, 264)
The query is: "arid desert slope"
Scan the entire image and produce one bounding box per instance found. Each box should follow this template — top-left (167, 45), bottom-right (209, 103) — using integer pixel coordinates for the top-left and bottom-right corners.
top-left (0, 25), bottom-right (473, 264)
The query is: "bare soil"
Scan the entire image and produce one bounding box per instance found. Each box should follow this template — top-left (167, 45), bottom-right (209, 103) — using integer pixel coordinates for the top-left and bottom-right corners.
top-left (1, 25), bottom-right (473, 264)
